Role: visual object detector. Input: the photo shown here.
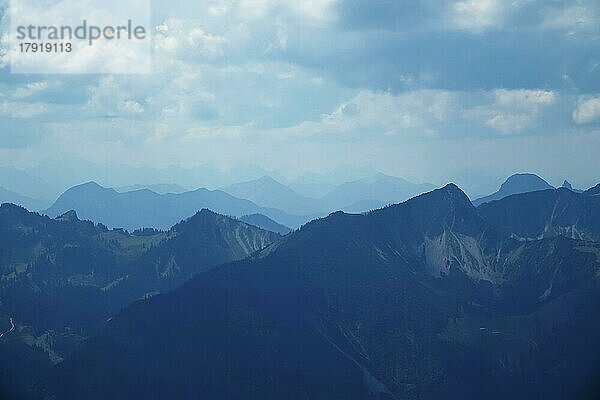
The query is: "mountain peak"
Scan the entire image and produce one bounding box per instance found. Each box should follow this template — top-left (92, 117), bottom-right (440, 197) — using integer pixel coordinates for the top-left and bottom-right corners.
top-left (187, 208), bottom-right (220, 221)
top-left (256, 175), bottom-right (281, 184)
top-left (56, 210), bottom-right (79, 222)
top-left (499, 173), bottom-right (552, 192)
top-left (425, 183), bottom-right (473, 207)
top-left (441, 182), bottom-right (465, 195)
top-left (0, 202), bottom-right (25, 210)
top-left (371, 183), bottom-right (483, 239)
top-left (474, 173), bottom-right (554, 206)
top-left (562, 180), bottom-right (573, 190)
top-left (78, 181), bottom-right (105, 190)
top-left (174, 208), bottom-right (230, 232)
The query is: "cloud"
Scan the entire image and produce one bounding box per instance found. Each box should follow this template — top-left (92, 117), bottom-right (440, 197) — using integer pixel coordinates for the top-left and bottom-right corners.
top-left (0, 100), bottom-right (48, 118)
top-left (573, 96), bottom-right (600, 124)
top-left (273, 89), bottom-right (459, 139)
top-left (154, 20), bottom-right (228, 60)
top-left (492, 89), bottom-right (556, 106)
top-left (12, 81), bottom-right (49, 99)
top-left (467, 89), bottom-right (557, 135)
top-left (449, 0), bottom-right (504, 32)
top-left (0, 0), bottom-right (598, 186)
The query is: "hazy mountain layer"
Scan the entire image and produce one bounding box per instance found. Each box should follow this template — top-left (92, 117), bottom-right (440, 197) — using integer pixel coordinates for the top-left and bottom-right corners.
top-left (44, 182), bottom-right (314, 230)
top-left (0, 186), bottom-right (47, 211)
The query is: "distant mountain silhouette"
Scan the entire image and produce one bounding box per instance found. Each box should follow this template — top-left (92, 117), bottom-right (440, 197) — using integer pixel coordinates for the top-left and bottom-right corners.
top-left (44, 182), bottom-right (313, 230)
top-left (0, 186), bottom-right (46, 211)
top-left (240, 213), bottom-right (292, 235)
top-left (223, 176), bottom-right (322, 215)
top-left (25, 157), bottom-right (289, 194)
top-left (115, 183), bottom-right (188, 194)
top-left (293, 165), bottom-right (380, 185)
top-left (45, 183), bottom-right (600, 400)
top-left (224, 173), bottom-right (435, 215)
top-left (288, 181), bottom-right (336, 199)
top-left (320, 173), bottom-right (435, 211)
top-left (0, 167), bottom-right (57, 203)
top-left (473, 173), bottom-right (554, 206)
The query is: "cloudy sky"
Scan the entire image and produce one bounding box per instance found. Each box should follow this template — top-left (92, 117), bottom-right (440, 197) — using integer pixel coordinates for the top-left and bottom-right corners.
top-left (0, 0), bottom-right (599, 189)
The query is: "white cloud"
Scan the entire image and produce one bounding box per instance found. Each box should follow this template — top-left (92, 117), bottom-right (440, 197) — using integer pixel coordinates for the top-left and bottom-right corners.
top-left (445, 0), bottom-right (600, 35)
top-left (485, 114), bottom-right (531, 135)
top-left (287, 0), bottom-right (336, 22)
top-left (0, 100), bottom-right (48, 118)
top-left (272, 89), bottom-right (459, 138)
top-left (492, 89), bottom-right (556, 106)
top-left (541, 4), bottom-right (600, 35)
top-left (12, 81), bottom-right (49, 99)
top-left (448, 0), bottom-right (504, 32)
top-left (154, 20), bottom-right (228, 60)
top-left (573, 96), bottom-right (600, 124)
top-left (468, 89), bottom-right (556, 135)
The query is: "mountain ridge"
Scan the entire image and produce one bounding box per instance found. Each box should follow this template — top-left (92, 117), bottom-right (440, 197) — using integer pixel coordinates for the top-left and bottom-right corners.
top-left (46, 182), bottom-right (600, 400)
top-left (0, 203), bottom-right (282, 399)
top-left (44, 181), bottom-right (314, 230)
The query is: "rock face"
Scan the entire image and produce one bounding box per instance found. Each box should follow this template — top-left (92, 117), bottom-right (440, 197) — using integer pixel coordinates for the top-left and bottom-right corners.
top-left (45, 183), bottom-right (600, 400)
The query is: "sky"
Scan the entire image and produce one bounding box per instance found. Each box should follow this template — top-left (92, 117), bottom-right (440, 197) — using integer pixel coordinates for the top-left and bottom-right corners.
top-left (0, 0), bottom-right (599, 190)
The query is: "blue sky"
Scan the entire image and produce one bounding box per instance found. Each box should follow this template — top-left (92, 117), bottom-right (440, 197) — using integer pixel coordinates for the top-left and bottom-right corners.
top-left (0, 0), bottom-right (599, 189)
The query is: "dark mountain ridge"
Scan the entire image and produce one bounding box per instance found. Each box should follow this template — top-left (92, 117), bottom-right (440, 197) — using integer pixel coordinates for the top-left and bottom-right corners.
top-left (478, 187), bottom-right (600, 241)
top-left (46, 183), bottom-right (600, 400)
top-left (0, 204), bottom-right (281, 399)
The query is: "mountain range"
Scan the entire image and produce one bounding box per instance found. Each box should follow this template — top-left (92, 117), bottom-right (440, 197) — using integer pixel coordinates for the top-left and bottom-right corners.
top-left (42, 174), bottom-right (438, 232)
top-left (222, 173), bottom-right (435, 215)
top-left (114, 184), bottom-right (189, 194)
top-left (19, 182), bottom-right (600, 400)
top-left (223, 176), bottom-right (322, 215)
top-left (0, 204), bottom-right (280, 399)
top-left (44, 182), bottom-right (313, 230)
